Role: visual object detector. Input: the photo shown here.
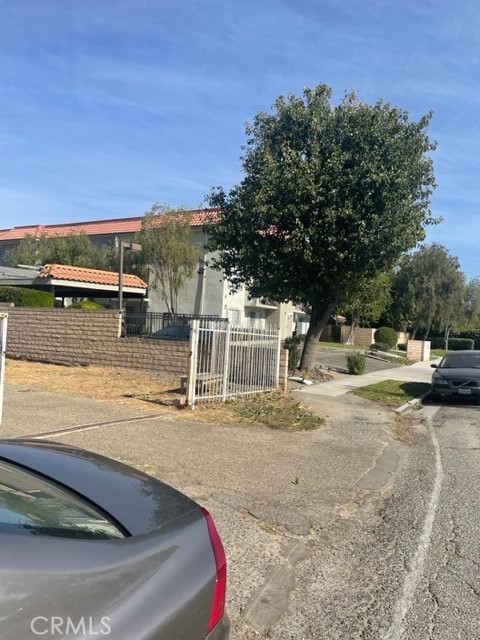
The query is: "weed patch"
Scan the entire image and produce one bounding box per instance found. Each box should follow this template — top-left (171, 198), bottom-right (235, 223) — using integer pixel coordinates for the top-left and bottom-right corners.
top-left (232, 391), bottom-right (324, 431)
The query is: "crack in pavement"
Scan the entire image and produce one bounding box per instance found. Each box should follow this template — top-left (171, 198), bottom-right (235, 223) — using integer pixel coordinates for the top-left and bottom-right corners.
top-left (17, 413), bottom-right (160, 439)
top-left (443, 566), bottom-right (480, 598)
top-left (243, 540), bottom-right (310, 629)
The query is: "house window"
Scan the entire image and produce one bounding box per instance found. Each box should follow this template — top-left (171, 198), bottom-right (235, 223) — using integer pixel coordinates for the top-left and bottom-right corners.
top-left (228, 308), bottom-right (241, 324)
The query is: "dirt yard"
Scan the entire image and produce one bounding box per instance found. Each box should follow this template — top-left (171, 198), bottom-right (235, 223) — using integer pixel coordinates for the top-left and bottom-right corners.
top-left (5, 358), bottom-right (183, 414)
top-left (5, 359), bottom-right (335, 430)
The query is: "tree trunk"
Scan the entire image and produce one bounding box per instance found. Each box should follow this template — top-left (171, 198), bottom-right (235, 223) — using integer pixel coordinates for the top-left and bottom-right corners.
top-left (345, 312), bottom-right (359, 345)
top-left (424, 322), bottom-right (431, 341)
top-left (299, 300), bottom-right (337, 371)
top-left (444, 325), bottom-right (451, 350)
top-left (411, 326), bottom-right (419, 340)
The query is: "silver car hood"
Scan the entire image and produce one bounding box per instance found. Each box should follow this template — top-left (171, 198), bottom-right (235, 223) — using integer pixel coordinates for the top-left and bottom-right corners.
top-left (0, 439), bottom-right (198, 535)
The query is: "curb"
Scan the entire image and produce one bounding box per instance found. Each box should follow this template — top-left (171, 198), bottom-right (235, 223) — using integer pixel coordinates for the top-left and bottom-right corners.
top-left (394, 390), bottom-right (432, 416)
top-left (316, 363), bottom-right (349, 374)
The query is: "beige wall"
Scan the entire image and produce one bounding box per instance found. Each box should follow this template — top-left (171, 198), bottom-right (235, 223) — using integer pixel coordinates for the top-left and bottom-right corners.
top-left (1, 305), bottom-right (289, 390)
top-left (1, 306), bottom-right (189, 376)
top-left (407, 339), bottom-right (431, 362)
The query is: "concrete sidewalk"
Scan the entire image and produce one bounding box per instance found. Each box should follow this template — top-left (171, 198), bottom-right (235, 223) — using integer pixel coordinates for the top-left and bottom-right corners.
top-left (294, 359), bottom-right (437, 398)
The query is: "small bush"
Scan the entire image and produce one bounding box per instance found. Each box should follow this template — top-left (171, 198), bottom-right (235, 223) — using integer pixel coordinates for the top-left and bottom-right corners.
top-left (346, 350), bottom-right (367, 375)
top-left (284, 335), bottom-right (302, 372)
top-left (397, 343), bottom-right (407, 351)
top-left (0, 286), bottom-right (54, 307)
top-left (68, 300), bottom-right (105, 309)
top-left (374, 326), bottom-right (398, 349)
top-left (370, 342), bottom-right (391, 352)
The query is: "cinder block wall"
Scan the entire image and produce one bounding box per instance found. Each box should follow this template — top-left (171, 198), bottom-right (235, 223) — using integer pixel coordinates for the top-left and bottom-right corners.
top-left (0, 307), bottom-right (189, 376)
top-left (338, 326), bottom-right (376, 346)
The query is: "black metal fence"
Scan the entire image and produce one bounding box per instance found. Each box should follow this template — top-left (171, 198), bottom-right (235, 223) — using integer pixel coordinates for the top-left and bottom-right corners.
top-left (123, 312), bottom-right (221, 341)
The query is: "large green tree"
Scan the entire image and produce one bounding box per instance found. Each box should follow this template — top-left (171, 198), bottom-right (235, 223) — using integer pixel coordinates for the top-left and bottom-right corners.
top-left (206, 84), bottom-right (438, 369)
top-left (388, 243), bottom-right (465, 343)
top-left (464, 277), bottom-right (480, 330)
top-left (138, 204), bottom-right (202, 315)
top-left (8, 232), bottom-right (101, 268)
top-left (341, 272), bottom-right (393, 344)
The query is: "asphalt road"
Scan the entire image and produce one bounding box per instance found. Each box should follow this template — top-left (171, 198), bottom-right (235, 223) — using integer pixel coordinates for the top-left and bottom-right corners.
top-left (316, 346), bottom-right (403, 373)
top-left (4, 380), bottom-right (479, 639)
top-left (397, 401), bottom-right (480, 639)
top-left (1, 381), bottom-right (408, 639)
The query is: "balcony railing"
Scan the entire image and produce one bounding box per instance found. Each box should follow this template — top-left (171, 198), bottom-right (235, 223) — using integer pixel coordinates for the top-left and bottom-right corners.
top-left (246, 297), bottom-right (278, 309)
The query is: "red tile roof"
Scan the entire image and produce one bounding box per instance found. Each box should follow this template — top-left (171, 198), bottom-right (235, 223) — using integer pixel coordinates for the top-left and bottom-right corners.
top-left (0, 209), bottom-right (218, 242)
top-left (38, 264), bottom-right (147, 289)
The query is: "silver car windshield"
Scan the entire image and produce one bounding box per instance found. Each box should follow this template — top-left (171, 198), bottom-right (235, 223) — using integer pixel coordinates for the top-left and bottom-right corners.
top-left (440, 355), bottom-right (480, 369)
top-left (0, 460), bottom-right (124, 539)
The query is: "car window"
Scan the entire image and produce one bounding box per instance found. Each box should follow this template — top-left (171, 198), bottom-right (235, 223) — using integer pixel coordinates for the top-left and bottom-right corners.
top-left (440, 355), bottom-right (480, 369)
top-left (0, 459), bottom-right (124, 539)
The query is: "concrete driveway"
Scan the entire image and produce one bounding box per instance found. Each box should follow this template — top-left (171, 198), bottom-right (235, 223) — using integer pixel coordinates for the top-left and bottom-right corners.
top-left (0, 376), bottom-right (417, 639)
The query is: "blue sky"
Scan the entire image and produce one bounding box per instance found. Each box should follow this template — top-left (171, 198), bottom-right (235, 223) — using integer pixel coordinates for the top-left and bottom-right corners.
top-left (0, 0), bottom-right (479, 276)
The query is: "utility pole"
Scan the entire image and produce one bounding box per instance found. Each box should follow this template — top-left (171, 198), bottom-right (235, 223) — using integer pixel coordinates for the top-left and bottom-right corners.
top-left (118, 241), bottom-right (142, 312)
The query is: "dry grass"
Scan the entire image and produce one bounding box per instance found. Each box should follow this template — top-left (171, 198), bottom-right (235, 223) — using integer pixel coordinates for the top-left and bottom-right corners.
top-left (5, 359), bottom-right (324, 430)
top-left (392, 419), bottom-right (414, 445)
top-left (5, 359), bottom-right (183, 414)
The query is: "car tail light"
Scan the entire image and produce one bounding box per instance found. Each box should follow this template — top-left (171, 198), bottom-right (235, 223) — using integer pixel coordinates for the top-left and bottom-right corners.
top-left (201, 507), bottom-right (227, 634)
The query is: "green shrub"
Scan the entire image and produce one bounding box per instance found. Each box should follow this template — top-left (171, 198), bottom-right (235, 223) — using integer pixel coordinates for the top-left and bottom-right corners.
top-left (68, 300), bottom-right (105, 309)
top-left (445, 331), bottom-right (480, 350)
top-left (397, 343), bottom-right (407, 351)
top-left (284, 335), bottom-right (302, 372)
top-left (0, 286), bottom-right (53, 307)
top-left (429, 337), bottom-right (446, 349)
top-left (428, 336), bottom-right (474, 350)
top-left (370, 342), bottom-right (391, 352)
top-left (346, 350), bottom-right (367, 375)
top-left (446, 338), bottom-right (474, 351)
top-left (374, 326), bottom-right (398, 349)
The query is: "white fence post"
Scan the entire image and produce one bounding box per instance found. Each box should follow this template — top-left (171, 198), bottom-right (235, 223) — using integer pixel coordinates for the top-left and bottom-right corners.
top-left (0, 313), bottom-right (8, 425)
top-left (275, 330), bottom-right (282, 389)
top-left (221, 322), bottom-right (231, 402)
top-left (186, 319), bottom-right (200, 409)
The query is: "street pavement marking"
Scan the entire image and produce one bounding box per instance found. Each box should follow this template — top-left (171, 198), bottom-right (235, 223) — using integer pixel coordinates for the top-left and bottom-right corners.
top-left (383, 406), bottom-right (443, 640)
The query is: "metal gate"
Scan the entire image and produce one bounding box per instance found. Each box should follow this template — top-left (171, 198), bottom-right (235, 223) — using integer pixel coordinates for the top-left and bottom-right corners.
top-left (186, 319), bottom-right (281, 408)
top-left (0, 313), bottom-right (7, 425)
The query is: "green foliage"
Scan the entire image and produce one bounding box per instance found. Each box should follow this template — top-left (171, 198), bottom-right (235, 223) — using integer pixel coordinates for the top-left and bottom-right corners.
top-left (8, 232), bottom-right (102, 269)
top-left (67, 300), bottom-right (105, 309)
top-left (352, 380), bottom-right (430, 407)
top-left (397, 343), bottom-right (407, 351)
top-left (139, 204), bottom-right (202, 315)
top-left (387, 243), bottom-right (465, 337)
top-left (374, 326), bottom-right (398, 349)
top-left (463, 278), bottom-right (480, 330)
top-left (449, 330), bottom-right (480, 350)
top-left (206, 84), bottom-right (438, 371)
top-left (436, 338), bottom-right (475, 351)
top-left (370, 342), bottom-right (391, 352)
top-left (284, 335), bottom-right (302, 371)
top-left (7, 232), bottom-right (147, 281)
top-left (346, 350), bottom-right (367, 375)
top-left (342, 271), bottom-right (393, 344)
top-left (0, 286), bottom-right (53, 307)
